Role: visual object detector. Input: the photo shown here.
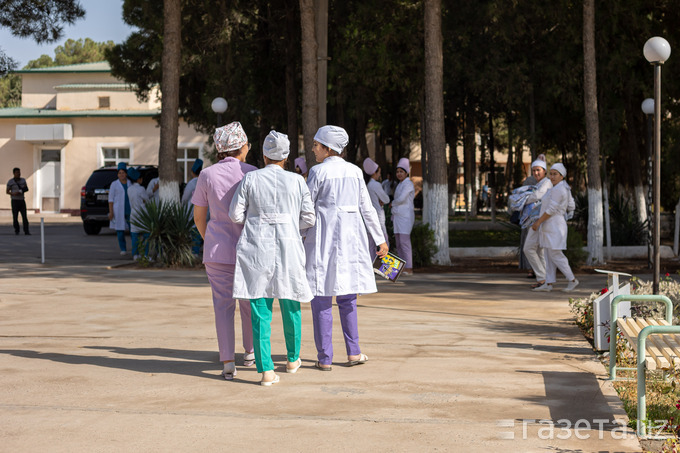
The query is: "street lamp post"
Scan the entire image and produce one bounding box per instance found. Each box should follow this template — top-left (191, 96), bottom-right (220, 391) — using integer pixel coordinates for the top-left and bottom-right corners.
top-left (211, 97), bottom-right (228, 127)
top-left (643, 37), bottom-right (671, 295)
top-left (641, 98), bottom-right (654, 270)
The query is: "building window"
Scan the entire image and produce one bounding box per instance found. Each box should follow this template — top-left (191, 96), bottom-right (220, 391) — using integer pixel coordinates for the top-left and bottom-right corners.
top-left (177, 147), bottom-right (200, 182)
top-left (98, 96), bottom-right (110, 109)
top-left (102, 147), bottom-right (130, 167)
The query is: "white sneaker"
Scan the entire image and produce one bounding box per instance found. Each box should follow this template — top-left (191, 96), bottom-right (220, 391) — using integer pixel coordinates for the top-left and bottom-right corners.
top-left (120, 251), bottom-right (128, 256)
top-left (133, 254), bottom-right (141, 261)
top-left (222, 362), bottom-right (237, 380)
top-left (563, 279), bottom-right (580, 292)
top-left (532, 282), bottom-right (553, 292)
top-left (243, 352), bottom-right (256, 367)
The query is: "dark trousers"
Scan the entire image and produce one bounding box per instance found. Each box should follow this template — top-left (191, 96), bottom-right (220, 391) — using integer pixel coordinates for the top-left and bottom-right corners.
top-left (11, 199), bottom-right (29, 233)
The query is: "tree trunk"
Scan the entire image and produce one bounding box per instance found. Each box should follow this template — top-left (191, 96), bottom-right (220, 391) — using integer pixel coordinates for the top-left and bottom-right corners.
top-left (158, 0), bottom-right (181, 203)
top-left (506, 114), bottom-right (514, 195)
top-left (446, 106), bottom-right (459, 214)
top-left (285, 1), bottom-right (299, 170)
top-left (583, 0), bottom-right (604, 264)
top-left (463, 102), bottom-right (475, 221)
top-left (488, 114), bottom-right (496, 223)
top-left (423, 0), bottom-right (449, 265)
top-left (299, 0), bottom-right (318, 170)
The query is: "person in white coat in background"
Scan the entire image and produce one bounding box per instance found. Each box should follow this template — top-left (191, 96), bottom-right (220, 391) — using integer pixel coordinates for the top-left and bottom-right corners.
top-left (108, 162), bottom-right (131, 255)
top-left (181, 158), bottom-right (203, 255)
top-left (229, 130), bottom-right (315, 386)
top-left (391, 158), bottom-right (415, 274)
top-left (305, 125), bottom-right (388, 371)
top-left (531, 163), bottom-right (579, 292)
top-left (126, 167), bottom-right (150, 261)
top-left (363, 157), bottom-right (390, 258)
top-left (522, 154), bottom-right (552, 288)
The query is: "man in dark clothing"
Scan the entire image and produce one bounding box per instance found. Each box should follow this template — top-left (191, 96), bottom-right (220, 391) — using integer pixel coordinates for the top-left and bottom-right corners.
top-left (6, 167), bottom-right (30, 235)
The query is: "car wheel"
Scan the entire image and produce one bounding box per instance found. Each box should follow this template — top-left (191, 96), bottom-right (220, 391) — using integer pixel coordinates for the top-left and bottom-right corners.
top-left (83, 223), bottom-right (102, 235)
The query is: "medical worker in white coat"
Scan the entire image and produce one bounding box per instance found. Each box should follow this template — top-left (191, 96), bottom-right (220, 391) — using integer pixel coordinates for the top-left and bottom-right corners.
top-left (108, 162), bottom-right (131, 255)
top-left (126, 167), bottom-right (150, 260)
top-left (304, 125), bottom-right (388, 371)
top-left (363, 157), bottom-right (390, 257)
top-left (229, 130), bottom-right (315, 386)
top-left (181, 158), bottom-right (203, 255)
top-left (391, 158), bottom-right (415, 274)
top-left (522, 154), bottom-right (552, 288)
top-left (531, 163), bottom-right (579, 292)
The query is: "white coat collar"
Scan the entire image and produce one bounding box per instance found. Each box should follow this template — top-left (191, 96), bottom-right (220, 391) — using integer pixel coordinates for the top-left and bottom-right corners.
top-left (323, 155), bottom-right (343, 163)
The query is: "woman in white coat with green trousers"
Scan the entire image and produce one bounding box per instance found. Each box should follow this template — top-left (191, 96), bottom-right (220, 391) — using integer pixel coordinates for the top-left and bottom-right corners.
top-left (229, 131), bottom-right (316, 386)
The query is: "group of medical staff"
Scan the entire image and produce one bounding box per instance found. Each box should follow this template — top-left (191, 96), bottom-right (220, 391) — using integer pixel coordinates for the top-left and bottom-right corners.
top-left (190, 121), bottom-right (396, 386)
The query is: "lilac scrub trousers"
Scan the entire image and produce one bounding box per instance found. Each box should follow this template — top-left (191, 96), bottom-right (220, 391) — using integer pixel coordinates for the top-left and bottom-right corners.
top-left (204, 262), bottom-right (254, 362)
top-left (311, 294), bottom-right (361, 365)
top-left (395, 233), bottom-right (413, 269)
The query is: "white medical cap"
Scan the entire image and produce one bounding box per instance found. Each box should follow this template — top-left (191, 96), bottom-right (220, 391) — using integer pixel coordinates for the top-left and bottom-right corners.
top-left (214, 121), bottom-right (248, 154)
top-left (294, 157), bottom-right (307, 174)
top-left (531, 154), bottom-right (547, 170)
top-left (363, 157), bottom-right (379, 175)
top-left (263, 130), bottom-right (290, 161)
top-left (314, 125), bottom-right (349, 153)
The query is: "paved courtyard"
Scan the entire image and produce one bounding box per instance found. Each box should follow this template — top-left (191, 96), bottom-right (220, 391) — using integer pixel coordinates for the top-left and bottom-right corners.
top-left (0, 216), bottom-right (643, 452)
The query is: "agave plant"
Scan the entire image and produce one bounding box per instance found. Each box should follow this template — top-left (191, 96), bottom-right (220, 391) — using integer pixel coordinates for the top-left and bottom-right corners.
top-left (131, 199), bottom-right (196, 267)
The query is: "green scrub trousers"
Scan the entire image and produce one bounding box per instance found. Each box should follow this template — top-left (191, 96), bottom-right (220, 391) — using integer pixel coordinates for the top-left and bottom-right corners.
top-left (250, 298), bottom-right (301, 373)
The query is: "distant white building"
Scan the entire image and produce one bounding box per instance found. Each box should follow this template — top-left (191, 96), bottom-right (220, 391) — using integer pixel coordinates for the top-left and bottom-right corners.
top-left (0, 61), bottom-right (209, 214)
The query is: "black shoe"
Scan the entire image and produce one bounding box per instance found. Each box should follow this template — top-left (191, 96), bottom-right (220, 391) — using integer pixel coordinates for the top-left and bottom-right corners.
top-left (24, 232), bottom-right (31, 235)
top-left (15, 231), bottom-right (19, 235)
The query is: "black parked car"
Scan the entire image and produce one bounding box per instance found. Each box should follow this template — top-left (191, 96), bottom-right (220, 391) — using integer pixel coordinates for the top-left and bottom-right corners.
top-left (80, 165), bottom-right (158, 235)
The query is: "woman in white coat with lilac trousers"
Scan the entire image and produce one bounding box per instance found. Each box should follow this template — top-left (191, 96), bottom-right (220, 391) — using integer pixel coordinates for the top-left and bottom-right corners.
top-left (304, 125), bottom-right (388, 371)
top-left (391, 158), bottom-right (415, 274)
top-left (531, 163), bottom-right (579, 292)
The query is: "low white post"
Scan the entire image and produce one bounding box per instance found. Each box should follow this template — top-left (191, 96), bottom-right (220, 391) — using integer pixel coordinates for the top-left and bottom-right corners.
top-left (40, 217), bottom-right (45, 264)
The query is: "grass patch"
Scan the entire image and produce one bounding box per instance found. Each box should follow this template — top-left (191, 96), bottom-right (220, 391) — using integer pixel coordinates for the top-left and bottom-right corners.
top-left (450, 229), bottom-right (521, 247)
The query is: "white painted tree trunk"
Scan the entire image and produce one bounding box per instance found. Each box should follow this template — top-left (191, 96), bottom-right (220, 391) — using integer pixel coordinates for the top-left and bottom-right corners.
top-left (424, 182), bottom-right (450, 265)
top-left (634, 184), bottom-right (648, 224)
top-left (587, 187), bottom-right (604, 264)
top-left (159, 180), bottom-right (180, 204)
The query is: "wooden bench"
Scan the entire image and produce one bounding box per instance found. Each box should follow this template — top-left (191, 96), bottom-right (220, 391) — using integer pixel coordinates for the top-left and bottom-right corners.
top-left (609, 294), bottom-right (679, 436)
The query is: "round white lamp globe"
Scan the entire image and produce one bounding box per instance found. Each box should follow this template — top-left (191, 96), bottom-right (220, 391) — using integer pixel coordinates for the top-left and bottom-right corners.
top-left (211, 97), bottom-right (228, 114)
top-left (644, 37), bottom-right (671, 63)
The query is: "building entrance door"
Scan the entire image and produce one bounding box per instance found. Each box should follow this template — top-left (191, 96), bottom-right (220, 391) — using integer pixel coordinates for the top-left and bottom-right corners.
top-left (40, 149), bottom-right (61, 212)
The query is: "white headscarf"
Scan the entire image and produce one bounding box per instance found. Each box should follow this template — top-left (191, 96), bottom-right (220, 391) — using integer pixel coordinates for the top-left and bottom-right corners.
top-left (531, 153), bottom-right (547, 170)
top-left (263, 130), bottom-right (290, 161)
top-left (314, 125), bottom-right (349, 153)
top-left (551, 163), bottom-right (567, 177)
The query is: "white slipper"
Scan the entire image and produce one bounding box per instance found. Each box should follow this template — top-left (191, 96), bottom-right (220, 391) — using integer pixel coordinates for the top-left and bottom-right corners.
top-left (347, 353), bottom-right (368, 366)
top-left (286, 358), bottom-right (302, 374)
top-left (260, 374), bottom-right (280, 386)
top-left (222, 362), bottom-right (237, 380)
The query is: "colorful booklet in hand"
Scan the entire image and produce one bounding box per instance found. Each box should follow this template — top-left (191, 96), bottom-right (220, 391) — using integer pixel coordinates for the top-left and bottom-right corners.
top-left (373, 252), bottom-right (406, 282)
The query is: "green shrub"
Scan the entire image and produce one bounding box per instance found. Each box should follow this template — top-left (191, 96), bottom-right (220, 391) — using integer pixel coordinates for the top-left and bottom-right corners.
top-left (411, 222), bottom-right (437, 268)
top-left (564, 225), bottom-right (587, 269)
top-left (131, 199), bottom-right (196, 267)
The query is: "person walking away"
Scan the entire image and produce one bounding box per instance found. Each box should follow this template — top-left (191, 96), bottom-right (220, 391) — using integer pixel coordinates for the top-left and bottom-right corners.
top-left (127, 167), bottom-right (150, 261)
top-left (391, 158), bottom-right (415, 275)
top-left (294, 156), bottom-right (308, 179)
top-left (531, 163), bottom-right (578, 292)
top-left (108, 162), bottom-right (130, 255)
top-left (6, 167), bottom-right (30, 235)
top-left (304, 125), bottom-right (388, 371)
top-left (181, 158), bottom-right (204, 256)
top-left (363, 157), bottom-right (390, 258)
top-left (229, 131), bottom-right (315, 386)
top-left (522, 154), bottom-right (552, 288)
top-left (192, 122), bottom-right (256, 380)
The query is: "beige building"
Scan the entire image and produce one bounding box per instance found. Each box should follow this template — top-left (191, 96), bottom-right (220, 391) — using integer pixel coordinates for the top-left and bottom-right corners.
top-left (0, 62), bottom-right (209, 214)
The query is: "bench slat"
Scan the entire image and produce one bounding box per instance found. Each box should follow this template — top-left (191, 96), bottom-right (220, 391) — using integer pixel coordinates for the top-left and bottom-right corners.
top-left (634, 318), bottom-right (671, 369)
top-left (618, 318), bottom-right (656, 370)
top-left (647, 319), bottom-right (680, 366)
